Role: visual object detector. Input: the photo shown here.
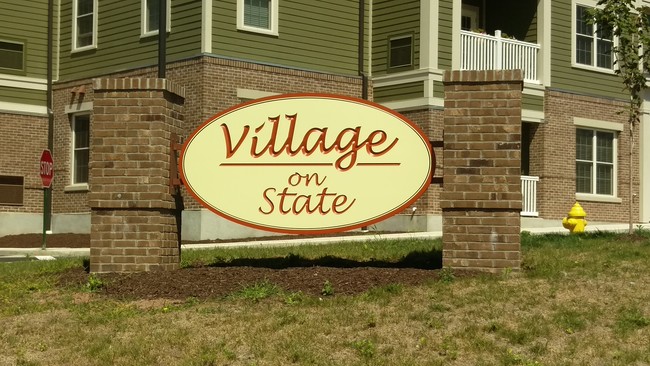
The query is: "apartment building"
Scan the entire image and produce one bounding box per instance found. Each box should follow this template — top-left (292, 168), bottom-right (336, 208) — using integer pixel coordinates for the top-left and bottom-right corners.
top-left (1, 0), bottom-right (648, 239)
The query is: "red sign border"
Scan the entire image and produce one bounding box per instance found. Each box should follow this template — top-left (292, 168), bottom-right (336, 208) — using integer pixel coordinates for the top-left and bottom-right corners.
top-left (40, 149), bottom-right (54, 189)
top-left (179, 93), bottom-right (434, 235)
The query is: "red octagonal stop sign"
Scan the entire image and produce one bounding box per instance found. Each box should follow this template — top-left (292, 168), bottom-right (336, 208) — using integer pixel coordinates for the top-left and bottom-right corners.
top-left (40, 149), bottom-right (54, 188)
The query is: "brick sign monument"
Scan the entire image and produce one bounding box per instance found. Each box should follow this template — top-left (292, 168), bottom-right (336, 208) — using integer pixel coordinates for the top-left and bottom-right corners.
top-left (88, 70), bottom-right (522, 273)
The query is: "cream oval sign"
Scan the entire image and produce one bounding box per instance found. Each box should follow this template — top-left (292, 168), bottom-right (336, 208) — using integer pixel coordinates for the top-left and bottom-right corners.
top-left (180, 94), bottom-right (433, 234)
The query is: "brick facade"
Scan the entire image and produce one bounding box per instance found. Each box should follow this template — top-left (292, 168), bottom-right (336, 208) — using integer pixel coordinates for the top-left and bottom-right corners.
top-left (0, 113), bottom-right (48, 213)
top-left (441, 70), bottom-right (522, 272)
top-left (89, 78), bottom-right (184, 272)
top-left (3, 52), bottom-right (643, 243)
top-left (52, 82), bottom-right (95, 214)
top-left (532, 90), bottom-right (638, 222)
top-left (400, 108), bottom-right (444, 216)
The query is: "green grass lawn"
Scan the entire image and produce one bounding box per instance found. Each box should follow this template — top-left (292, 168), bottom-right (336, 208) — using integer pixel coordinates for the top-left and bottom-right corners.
top-left (1, 231), bottom-right (649, 365)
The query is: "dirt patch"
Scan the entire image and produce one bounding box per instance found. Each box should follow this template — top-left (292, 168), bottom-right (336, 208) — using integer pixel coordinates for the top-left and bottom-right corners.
top-left (13, 232), bottom-right (448, 300)
top-left (58, 265), bottom-right (453, 299)
top-left (0, 233), bottom-right (90, 248)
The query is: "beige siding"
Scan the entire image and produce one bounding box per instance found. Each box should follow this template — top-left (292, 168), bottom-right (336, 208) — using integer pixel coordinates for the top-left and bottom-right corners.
top-left (550, 0), bottom-right (626, 99)
top-left (213, 0), bottom-right (367, 76)
top-left (371, 0), bottom-right (420, 76)
top-left (59, 0), bottom-right (202, 81)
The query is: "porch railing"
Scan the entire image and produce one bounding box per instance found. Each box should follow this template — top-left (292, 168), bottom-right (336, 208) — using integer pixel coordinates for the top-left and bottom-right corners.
top-left (460, 30), bottom-right (540, 84)
top-left (521, 175), bottom-right (539, 217)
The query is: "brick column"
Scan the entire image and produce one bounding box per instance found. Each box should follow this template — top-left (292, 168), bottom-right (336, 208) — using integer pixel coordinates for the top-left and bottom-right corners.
top-left (89, 78), bottom-right (184, 272)
top-left (441, 70), bottom-right (522, 272)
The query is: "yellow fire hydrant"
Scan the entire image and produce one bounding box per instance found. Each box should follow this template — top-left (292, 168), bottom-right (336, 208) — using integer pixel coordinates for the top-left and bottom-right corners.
top-left (562, 202), bottom-right (587, 234)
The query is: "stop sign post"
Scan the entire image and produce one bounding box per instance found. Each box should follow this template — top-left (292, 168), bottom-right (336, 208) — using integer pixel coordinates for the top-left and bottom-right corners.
top-left (40, 149), bottom-right (53, 250)
top-left (40, 150), bottom-right (54, 188)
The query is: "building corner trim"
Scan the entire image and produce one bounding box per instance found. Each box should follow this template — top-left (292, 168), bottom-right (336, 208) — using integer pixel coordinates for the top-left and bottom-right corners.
top-left (201, 0), bottom-right (213, 54)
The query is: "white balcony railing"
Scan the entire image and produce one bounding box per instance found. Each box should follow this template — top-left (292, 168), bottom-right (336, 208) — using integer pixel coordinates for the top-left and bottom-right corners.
top-left (521, 175), bottom-right (539, 217)
top-left (460, 30), bottom-right (540, 84)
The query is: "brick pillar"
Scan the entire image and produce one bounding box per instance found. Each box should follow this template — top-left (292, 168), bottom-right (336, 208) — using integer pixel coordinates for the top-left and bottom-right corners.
top-left (89, 78), bottom-right (184, 272)
top-left (441, 70), bottom-right (522, 273)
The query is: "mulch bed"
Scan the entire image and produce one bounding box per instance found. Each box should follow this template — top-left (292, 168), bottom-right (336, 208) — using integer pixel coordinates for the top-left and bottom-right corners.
top-left (58, 265), bottom-right (450, 299)
top-left (0, 233), bottom-right (91, 248)
top-left (4, 233), bottom-right (449, 300)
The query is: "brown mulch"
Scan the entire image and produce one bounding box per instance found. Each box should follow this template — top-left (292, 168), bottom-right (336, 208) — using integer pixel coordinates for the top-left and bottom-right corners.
top-left (0, 233), bottom-right (91, 248)
top-left (58, 265), bottom-right (451, 299)
top-left (2, 233), bottom-right (448, 300)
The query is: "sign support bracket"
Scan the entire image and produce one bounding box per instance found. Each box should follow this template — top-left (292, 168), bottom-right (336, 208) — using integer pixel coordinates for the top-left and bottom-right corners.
top-left (430, 140), bottom-right (443, 185)
top-left (170, 133), bottom-right (183, 193)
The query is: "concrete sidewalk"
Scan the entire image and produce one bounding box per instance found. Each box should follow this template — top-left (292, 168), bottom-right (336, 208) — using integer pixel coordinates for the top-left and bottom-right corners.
top-left (1, 220), bottom-right (648, 260)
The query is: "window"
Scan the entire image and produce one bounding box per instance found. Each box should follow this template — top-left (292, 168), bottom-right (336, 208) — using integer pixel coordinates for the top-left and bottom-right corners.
top-left (388, 35), bottom-right (413, 69)
top-left (0, 175), bottom-right (24, 206)
top-left (237, 0), bottom-right (279, 36)
top-left (574, 4), bottom-right (613, 70)
top-left (72, 115), bottom-right (90, 184)
top-left (141, 0), bottom-right (171, 37)
top-left (73, 0), bottom-right (97, 51)
top-left (576, 128), bottom-right (616, 196)
top-left (0, 40), bottom-right (24, 72)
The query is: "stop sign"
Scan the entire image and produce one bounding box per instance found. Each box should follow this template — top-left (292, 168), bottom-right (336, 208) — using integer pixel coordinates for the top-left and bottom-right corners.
top-left (40, 149), bottom-right (54, 188)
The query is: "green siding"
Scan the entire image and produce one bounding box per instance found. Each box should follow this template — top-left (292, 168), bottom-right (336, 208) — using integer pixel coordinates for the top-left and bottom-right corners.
top-left (374, 81), bottom-right (423, 102)
top-left (433, 80), bottom-right (444, 99)
top-left (0, 86), bottom-right (47, 105)
top-left (59, 0), bottom-right (202, 81)
top-left (213, 0), bottom-right (368, 76)
top-left (438, 0), bottom-right (453, 70)
top-left (0, 0), bottom-right (49, 78)
top-left (550, 0), bottom-right (626, 99)
top-left (525, 10), bottom-right (537, 43)
top-left (523, 94), bottom-right (543, 111)
top-left (372, 0), bottom-right (420, 76)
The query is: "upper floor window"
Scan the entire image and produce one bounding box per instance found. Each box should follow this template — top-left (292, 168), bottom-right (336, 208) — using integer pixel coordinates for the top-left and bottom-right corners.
top-left (73, 0), bottom-right (97, 51)
top-left (0, 40), bottom-right (24, 72)
top-left (141, 0), bottom-right (171, 37)
top-left (388, 35), bottom-right (413, 70)
top-left (574, 4), bottom-right (613, 70)
top-left (237, 0), bottom-right (279, 36)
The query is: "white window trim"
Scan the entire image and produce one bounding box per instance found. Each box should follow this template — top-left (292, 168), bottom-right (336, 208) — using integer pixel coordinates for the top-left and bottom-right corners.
top-left (236, 88), bottom-right (278, 100)
top-left (574, 117), bottom-right (624, 132)
top-left (0, 39), bottom-right (25, 72)
top-left (571, 0), bottom-right (617, 75)
top-left (72, 0), bottom-right (98, 52)
top-left (64, 101), bottom-right (93, 115)
top-left (141, 0), bottom-right (172, 38)
top-left (236, 0), bottom-right (279, 36)
top-left (574, 117), bottom-right (621, 202)
top-left (70, 113), bottom-right (90, 189)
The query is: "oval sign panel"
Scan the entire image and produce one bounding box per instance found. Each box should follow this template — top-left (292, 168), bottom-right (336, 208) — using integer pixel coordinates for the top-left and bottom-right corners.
top-left (180, 94), bottom-right (433, 234)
